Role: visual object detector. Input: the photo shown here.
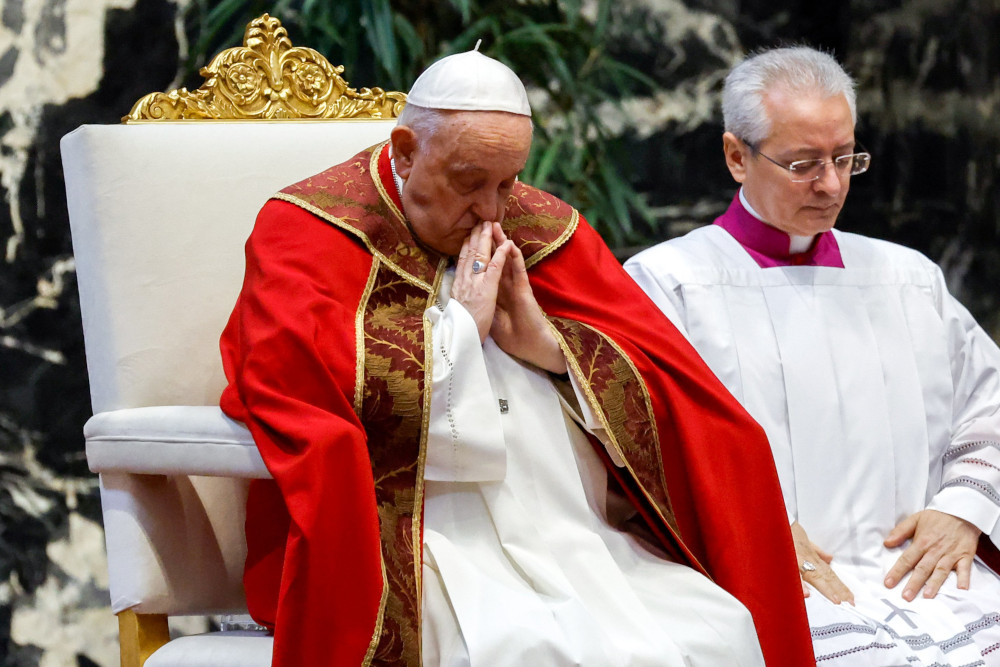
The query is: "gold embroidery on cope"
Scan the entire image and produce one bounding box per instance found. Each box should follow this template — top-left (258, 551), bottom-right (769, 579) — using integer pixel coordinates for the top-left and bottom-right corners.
top-left (357, 256), bottom-right (389, 666)
top-left (371, 143), bottom-right (406, 225)
top-left (356, 258), bottom-right (382, 416)
top-left (502, 184), bottom-right (579, 266)
top-left (362, 558), bottom-right (390, 667)
top-left (363, 266), bottom-right (428, 665)
top-left (548, 317), bottom-right (694, 562)
top-left (277, 146), bottom-right (440, 291)
top-left (271, 146), bottom-right (583, 664)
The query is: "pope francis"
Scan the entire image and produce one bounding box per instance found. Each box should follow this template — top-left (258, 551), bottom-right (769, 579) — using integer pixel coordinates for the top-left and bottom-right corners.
top-left (219, 48), bottom-right (813, 666)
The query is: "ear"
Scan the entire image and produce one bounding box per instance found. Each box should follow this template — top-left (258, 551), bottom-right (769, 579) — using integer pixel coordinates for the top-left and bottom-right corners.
top-left (390, 126), bottom-right (418, 179)
top-left (722, 131), bottom-right (749, 184)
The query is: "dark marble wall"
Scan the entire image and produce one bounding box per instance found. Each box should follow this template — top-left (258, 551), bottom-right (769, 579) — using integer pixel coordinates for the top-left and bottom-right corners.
top-left (0, 0), bottom-right (997, 663)
top-left (2, 2), bottom-right (184, 662)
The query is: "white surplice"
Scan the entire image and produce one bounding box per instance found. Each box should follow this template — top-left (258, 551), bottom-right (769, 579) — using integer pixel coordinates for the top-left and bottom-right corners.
top-left (419, 269), bottom-right (765, 667)
top-left (626, 225), bottom-right (1000, 666)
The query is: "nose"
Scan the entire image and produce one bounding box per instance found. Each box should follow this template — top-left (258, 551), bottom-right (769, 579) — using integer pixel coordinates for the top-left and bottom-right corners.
top-left (470, 190), bottom-right (505, 222)
top-left (812, 161), bottom-right (844, 197)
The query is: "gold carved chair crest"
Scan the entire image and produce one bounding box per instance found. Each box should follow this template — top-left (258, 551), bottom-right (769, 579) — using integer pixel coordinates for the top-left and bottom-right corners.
top-left (124, 13), bottom-right (406, 122)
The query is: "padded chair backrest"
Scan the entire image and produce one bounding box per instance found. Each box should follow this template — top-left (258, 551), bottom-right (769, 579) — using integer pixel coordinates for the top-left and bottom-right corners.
top-left (64, 122), bottom-right (395, 618)
top-left (62, 121), bottom-right (395, 413)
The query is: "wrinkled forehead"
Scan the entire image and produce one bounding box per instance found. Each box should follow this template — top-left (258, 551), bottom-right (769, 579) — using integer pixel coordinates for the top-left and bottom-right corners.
top-left (427, 110), bottom-right (533, 155)
top-left (437, 109), bottom-right (533, 135)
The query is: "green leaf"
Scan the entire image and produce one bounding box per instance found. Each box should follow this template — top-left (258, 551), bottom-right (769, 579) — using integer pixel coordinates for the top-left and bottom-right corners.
top-left (527, 133), bottom-right (567, 189)
top-left (594, 0), bottom-right (612, 38)
top-left (449, 0), bottom-right (473, 24)
top-left (362, 0), bottom-right (402, 87)
top-left (393, 14), bottom-right (424, 69)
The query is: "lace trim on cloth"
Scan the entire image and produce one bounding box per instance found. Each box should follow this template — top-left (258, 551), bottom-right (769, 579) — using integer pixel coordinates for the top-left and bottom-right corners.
top-left (941, 477), bottom-right (1000, 505)
top-left (811, 612), bottom-right (1000, 665)
top-left (944, 440), bottom-right (1000, 463)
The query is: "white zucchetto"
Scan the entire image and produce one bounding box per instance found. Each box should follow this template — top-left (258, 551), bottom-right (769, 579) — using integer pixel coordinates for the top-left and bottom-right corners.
top-left (406, 47), bottom-right (531, 116)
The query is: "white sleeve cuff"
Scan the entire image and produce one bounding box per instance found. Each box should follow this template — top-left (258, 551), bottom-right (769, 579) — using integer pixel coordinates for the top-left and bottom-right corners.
top-left (927, 485), bottom-right (1000, 542)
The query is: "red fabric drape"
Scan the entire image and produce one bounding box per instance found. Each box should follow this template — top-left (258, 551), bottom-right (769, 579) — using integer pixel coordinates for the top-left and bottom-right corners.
top-left (531, 218), bottom-right (814, 666)
top-left (220, 161), bottom-right (814, 665)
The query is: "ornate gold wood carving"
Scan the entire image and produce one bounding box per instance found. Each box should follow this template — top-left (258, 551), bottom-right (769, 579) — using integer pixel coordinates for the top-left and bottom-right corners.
top-left (123, 14), bottom-right (406, 122)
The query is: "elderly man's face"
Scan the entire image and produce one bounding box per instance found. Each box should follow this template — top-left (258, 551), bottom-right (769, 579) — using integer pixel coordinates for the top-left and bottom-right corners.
top-left (723, 89), bottom-right (855, 237)
top-left (392, 111), bottom-right (532, 256)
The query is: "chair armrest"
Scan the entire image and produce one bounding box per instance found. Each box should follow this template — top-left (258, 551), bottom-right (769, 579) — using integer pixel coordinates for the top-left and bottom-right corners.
top-left (85, 406), bottom-right (270, 478)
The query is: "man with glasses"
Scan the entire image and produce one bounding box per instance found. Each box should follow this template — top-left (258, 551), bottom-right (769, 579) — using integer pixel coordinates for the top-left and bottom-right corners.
top-left (626, 46), bottom-right (1000, 665)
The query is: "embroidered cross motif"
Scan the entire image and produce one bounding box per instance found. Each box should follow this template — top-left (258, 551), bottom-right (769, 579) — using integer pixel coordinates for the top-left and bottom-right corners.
top-left (499, 399), bottom-right (509, 414)
top-left (881, 599), bottom-right (918, 629)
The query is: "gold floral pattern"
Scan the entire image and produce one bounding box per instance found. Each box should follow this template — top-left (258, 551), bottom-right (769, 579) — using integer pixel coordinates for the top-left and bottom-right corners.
top-left (277, 145), bottom-right (439, 291)
top-left (502, 184), bottom-right (579, 266)
top-left (549, 317), bottom-right (681, 538)
top-left (361, 268), bottom-right (431, 666)
top-left (123, 14), bottom-right (406, 121)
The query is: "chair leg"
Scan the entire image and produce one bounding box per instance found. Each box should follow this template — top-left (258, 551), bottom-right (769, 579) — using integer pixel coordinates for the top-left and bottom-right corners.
top-left (117, 610), bottom-right (169, 667)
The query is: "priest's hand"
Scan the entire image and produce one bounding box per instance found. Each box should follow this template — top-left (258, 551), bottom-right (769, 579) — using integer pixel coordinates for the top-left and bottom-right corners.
top-left (452, 221), bottom-right (515, 342)
top-left (489, 223), bottom-right (568, 374)
top-left (883, 509), bottom-right (980, 600)
top-left (791, 521), bottom-right (854, 605)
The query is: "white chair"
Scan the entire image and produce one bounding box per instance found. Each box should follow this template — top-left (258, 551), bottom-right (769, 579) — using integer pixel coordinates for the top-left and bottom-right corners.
top-left (60, 14), bottom-right (402, 666)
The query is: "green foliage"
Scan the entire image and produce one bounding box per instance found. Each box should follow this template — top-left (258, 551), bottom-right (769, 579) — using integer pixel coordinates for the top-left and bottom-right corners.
top-left (182, 0), bottom-right (657, 249)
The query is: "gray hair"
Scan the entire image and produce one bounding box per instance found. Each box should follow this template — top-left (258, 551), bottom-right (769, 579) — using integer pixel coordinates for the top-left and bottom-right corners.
top-left (722, 46), bottom-right (857, 145)
top-left (396, 102), bottom-right (534, 144)
top-left (395, 103), bottom-right (447, 141)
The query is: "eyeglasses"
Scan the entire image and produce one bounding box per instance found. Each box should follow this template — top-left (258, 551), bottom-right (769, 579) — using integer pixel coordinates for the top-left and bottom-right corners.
top-left (743, 140), bottom-right (871, 183)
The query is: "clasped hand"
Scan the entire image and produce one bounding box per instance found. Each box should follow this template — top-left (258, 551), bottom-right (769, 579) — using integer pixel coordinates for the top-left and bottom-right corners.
top-left (450, 221), bottom-right (567, 374)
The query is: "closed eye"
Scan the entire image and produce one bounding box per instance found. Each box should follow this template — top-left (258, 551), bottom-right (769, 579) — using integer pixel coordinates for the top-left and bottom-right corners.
top-left (452, 180), bottom-right (484, 196)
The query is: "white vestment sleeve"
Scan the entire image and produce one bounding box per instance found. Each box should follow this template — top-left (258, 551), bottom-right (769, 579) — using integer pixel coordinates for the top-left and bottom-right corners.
top-left (926, 279), bottom-right (1000, 544)
top-left (423, 300), bottom-right (506, 482)
top-left (625, 250), bottom-right (797, 526)
top-left (623, 260), bottom-right (692, 341)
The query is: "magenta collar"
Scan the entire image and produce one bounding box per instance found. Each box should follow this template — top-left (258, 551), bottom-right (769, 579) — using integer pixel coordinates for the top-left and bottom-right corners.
top-left (714, 195), bottom-right (844, 268)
